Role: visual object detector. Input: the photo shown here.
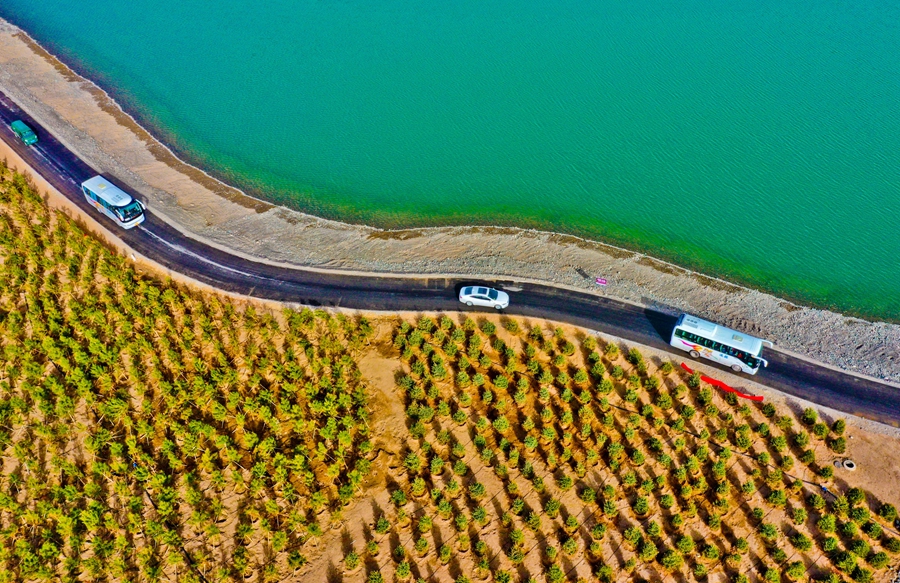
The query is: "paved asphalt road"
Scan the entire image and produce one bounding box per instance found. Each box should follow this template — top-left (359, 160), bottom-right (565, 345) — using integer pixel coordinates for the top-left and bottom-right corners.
top-left (1, 90), bottom-right (897, 427)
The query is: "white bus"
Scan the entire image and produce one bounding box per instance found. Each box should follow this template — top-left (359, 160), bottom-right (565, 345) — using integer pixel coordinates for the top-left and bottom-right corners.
top-left (81, 176), bottom-right (146, 229)
top-left (671, 313), bottom-right (769, 375)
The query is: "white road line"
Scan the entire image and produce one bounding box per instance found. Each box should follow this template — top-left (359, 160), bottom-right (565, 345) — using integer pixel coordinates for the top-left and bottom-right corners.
top-left (30, 146), bottom-right (79, 186)
top-left (138, 225), bottom-right (280, 283)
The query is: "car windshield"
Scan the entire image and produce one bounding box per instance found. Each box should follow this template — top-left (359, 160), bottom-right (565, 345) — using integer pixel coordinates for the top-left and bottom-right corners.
top-left (488, 289), bottom-right (499, 300)
top-left (115, 201), bottom-right (143, 222)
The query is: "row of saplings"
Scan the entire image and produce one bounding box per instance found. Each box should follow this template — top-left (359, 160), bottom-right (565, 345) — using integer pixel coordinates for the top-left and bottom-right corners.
top-left (345, 316), bottom-right (900, 583)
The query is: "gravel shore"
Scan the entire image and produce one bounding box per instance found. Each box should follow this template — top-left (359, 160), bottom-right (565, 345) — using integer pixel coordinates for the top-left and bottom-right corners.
top-left (1, 19), bottom-right (898, 383)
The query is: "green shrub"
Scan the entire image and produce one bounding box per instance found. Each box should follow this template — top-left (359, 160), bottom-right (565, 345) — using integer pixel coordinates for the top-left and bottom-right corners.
top-left (842, 521), bottom-right (860, 538)
top-left (849, 539), bottom-right (871, 558)
top-left (573, 369), bottom-right (589, 384)
top-left (479, 321), bottom-right (496, 335)
top-left (591, 523), bottom-right (607, 540)
top-left (771, 435), bottom-right (788, 452)
top-left (438, 544), bottom-right (451, 564)
top-left (817, 514), bottom-right (837, 533)
top-left (492, 416), bottom-right (510, 433)
top-left (623, 526), bottom-right (642, 547)
top-left (801, 408), bottom-right (818, 425)
top-left (344, 551), bottom-right (360, 570)
top-left (861, 521), bottom-right (882, 539)
top-left (758, 522), bottom-right (779, 540)
top-left (767, 489), bottom-right (788, 508)
top-left (878, 503), bottom-right (898, 522)
top-left (832, 419), bottom-right (846, 435)
top-left (885, 537), bottom-right (900, 553)
top-left (850, 506), bottom-right (870, 524)
top-left (687, 372), bottom-right (702, 389)
top-left (676, 535), bottom-right (695, 555)
top-left (790, 533), bottom-right (812, 551)
top-left (633, 496), bottom-right (650, 515)
top-left (544, 498), bottom-right (561, 518)
top-left (847, 487), bottom-right (866, 507)
top-left (660, 549), bottom-right (683, 571)
top-left (604, 342), bottom-right (620, 358)
top-left (638, 539), bottom-right (658, 562)
top-left (834, 551), bottom-right (857, 573)
top-left (785, 561), bottom-right (805, 581)
top-left (868, 551), bottom-right (889, 569)
top-left (507, 529), bottom-right (525, 548)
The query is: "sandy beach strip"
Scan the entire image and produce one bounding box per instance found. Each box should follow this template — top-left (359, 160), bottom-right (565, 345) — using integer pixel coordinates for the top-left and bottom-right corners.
top-left (0, 18), bottom-right (898, 383)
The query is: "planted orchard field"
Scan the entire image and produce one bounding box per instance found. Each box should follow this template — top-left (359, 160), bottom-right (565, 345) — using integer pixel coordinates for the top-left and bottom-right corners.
top-left (0, 167), bottom-right (376, 581)
top-left (0, 165), bottom-right (897, 583)
top-left (345, 316), bottom-right (899, 583)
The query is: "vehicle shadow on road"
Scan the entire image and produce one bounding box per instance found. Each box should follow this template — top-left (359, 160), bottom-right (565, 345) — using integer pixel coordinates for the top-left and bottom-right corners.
top-left (642, 306), bottom-right (679, 344)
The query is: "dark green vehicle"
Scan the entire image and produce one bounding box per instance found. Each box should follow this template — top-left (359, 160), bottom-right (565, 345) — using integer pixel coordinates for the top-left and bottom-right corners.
top-left (10, 120), bottom-right (38, 146)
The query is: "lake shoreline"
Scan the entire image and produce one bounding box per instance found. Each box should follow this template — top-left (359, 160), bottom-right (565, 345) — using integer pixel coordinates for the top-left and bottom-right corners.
top-left (1, 18), bottom-right (898, 382)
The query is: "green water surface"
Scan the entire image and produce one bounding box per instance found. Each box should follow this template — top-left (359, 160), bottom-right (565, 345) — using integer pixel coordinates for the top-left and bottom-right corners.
top-left (3, 0), bottom-right (899, 319)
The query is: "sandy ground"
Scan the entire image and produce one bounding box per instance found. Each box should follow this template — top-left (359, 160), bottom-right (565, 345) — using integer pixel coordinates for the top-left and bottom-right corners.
top-left (310, 313), bottom-right (900, 583)
top-left (1, 18), bottom-right (899, 385)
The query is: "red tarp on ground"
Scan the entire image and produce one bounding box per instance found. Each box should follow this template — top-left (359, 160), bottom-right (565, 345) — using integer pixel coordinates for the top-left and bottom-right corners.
top-left (680, 363), bottom-right (764, 402)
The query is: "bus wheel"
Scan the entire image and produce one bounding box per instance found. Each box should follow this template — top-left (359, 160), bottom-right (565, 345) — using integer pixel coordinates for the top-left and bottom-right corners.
top-left (731, 364), bottom-right (742, 373)
top-left (689, 350), bottom-right (700, 359)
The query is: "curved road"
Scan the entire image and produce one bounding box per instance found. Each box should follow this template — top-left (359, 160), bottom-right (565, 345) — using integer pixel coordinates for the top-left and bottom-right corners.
top-left (1, 91), bottom-right (897, 427)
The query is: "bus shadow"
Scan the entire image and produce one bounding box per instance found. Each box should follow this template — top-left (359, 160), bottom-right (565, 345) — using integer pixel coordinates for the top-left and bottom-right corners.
top-left (643, 307), bottom-right (678, 344)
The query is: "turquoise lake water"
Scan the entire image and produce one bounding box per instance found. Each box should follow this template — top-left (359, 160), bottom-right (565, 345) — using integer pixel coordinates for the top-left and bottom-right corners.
top-left (3, 0), bottom-right (900, 320)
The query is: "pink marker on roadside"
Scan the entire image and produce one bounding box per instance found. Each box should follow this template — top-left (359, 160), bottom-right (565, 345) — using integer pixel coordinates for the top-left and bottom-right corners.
top-left (595, 277), bottom-right (608, 286)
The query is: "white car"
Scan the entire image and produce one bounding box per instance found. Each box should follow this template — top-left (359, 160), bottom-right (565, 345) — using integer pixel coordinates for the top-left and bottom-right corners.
top-left (459, 286), bottom-right (509, 310)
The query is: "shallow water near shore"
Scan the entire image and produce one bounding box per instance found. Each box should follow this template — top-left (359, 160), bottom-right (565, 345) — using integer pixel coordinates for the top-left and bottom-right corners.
top-left (3, 0), bottom-right (900, 320)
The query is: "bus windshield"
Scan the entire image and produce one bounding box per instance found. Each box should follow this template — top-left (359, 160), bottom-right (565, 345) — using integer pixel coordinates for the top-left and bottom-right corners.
top-left (115, 201), bottom-right (143, 222)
